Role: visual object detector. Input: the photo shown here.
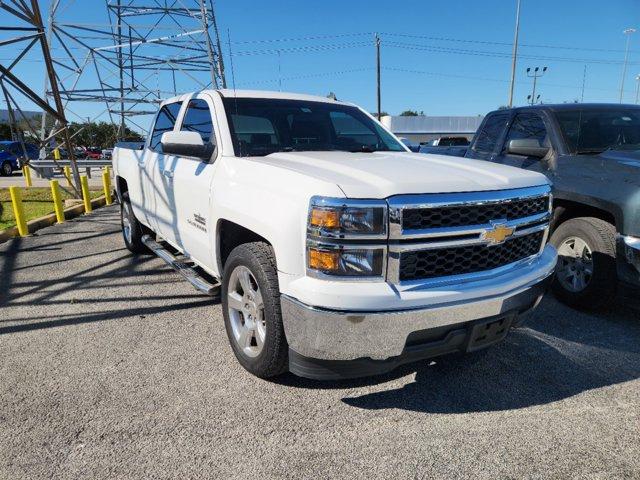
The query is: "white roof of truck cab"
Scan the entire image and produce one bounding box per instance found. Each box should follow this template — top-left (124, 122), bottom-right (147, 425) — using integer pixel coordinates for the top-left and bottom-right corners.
top-left (160, 89), bottom-right (351, 107)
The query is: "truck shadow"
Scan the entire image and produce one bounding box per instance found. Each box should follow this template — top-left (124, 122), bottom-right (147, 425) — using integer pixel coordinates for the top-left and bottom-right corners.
top-left (338, 298), bottom-right (640, 413)
top-left (279, 297), bottom-right (640, 413)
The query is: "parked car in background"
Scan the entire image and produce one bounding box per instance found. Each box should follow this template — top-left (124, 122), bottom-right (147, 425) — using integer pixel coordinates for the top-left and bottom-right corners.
top-left (0, 140), bottom-right (39, 176)
top-left (85, 148), bottom-right (103, 159)
top-left (419, 136), bottom-right (470, 157)
top-left (113, 89), bottom-right (556, 380)
top-left (465, 103), bottom-right (640, 309)
top-left (101, 148), bottom-right (113, 160)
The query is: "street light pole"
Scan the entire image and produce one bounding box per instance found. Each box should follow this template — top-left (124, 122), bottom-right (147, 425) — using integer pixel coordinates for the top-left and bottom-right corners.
top-left (526, 66), bottom-right (547, 105)
top-left (619, 28), bottom-right (636, 103)
top-left (508, 0), bottom-right (521, 108)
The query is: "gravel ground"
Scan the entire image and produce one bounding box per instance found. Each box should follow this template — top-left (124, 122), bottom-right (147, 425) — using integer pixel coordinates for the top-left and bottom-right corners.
top-left (1, 206), bottom-right (639, 479)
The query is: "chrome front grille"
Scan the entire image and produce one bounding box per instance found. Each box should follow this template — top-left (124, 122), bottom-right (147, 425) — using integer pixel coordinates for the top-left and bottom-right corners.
top-left (402, 196), bottom-right (549, 230)
top-left (399, 231), bottom-right (544, 281)
top-left (386, 185), bottom-right (552, 284)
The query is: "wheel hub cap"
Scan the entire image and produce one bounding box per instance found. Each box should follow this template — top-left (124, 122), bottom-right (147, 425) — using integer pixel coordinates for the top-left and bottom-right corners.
top-left (556, 236), bottom-right (593, 293)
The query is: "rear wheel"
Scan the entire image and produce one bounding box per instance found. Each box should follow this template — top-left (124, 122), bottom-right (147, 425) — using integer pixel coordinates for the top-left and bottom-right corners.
top-left (120, 193), bottom-right (148, 254)
top-left (1, 161), bottom-right (12, 176)
top-left (550, 217), bottom-right (617, 309)
top-left (222, 242), bottom-right (288, 378)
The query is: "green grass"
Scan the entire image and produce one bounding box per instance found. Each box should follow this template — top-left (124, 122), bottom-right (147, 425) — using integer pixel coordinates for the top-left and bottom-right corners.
top-left (0, 187), bottom-right (103, 231)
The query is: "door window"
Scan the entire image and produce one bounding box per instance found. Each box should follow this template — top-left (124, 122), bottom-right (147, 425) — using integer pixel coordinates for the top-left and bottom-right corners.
top-left (471, 113), bottom-right (509, 159)
top-left (180, 99), bottom-right (215, 145)
top-left (504, 113), bottom-right (550, 152)
top-left (149, 102), bottom-right (182, 152)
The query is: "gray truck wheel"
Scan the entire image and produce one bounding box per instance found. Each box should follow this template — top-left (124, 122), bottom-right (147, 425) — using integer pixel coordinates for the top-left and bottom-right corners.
top-left (1, 161), bottom-right (12, 176)
top-left (221, 242), bottom-right (288, 378)
top-left (120, 193), bottom-right (148, 254)
top-left (550, 217), bottom-right (617, 309)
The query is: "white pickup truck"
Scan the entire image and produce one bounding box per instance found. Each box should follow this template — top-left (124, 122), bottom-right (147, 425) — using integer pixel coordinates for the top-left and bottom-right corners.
top-left (112, 90), bottom-right (557, 380)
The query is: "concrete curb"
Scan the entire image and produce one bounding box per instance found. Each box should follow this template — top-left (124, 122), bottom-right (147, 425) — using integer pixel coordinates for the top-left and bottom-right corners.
top-left (0, 195), bottom-right (113, 244)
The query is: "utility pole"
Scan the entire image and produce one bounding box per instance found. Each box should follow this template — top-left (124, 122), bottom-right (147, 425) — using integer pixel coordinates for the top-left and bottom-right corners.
top-left (526, 66), bottom-right (547, 105)
top-left (375, 33), bottom-right (381, 120)
top-left (581, 65), bottom-right (587, 103)
top-left (635, 74), bottom-right (640, 104)
top-left (620, 28), bottom-right (636, 103)
top-left (508, 0), bottom-right (521, 107)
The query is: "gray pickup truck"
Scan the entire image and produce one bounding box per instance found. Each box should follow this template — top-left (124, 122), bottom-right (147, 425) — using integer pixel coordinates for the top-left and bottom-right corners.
top-left (465, 103), bottom-right (640, 309)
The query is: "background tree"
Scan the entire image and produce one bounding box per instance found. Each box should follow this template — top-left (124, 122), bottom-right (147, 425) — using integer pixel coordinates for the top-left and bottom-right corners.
top-left (399, 110), bottom-right (424, 116)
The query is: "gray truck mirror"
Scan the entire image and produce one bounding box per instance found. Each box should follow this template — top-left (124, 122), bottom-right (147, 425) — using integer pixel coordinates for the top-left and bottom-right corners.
top-left (507, 139), bottom-right (550, 158)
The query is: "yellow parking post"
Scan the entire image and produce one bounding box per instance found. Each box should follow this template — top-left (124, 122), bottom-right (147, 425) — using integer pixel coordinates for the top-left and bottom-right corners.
top-left (102, 167), bottom-right (112, 205)
top-left (50, 179), bottom-right (65, 224)
top-left (9, 186), bottom-right (28, 237)
top-left (53, 148), bottom-right (61, 160)
top-left (63, 166), bottom-right (72, 187)
top-left (22, 165), bottom-right (32, 187)
top-left (80, 175), bottom-right (92, 213)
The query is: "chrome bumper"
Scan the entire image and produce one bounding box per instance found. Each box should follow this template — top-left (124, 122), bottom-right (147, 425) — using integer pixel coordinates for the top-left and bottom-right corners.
top-left (281, 269), bottom-right (554, 362)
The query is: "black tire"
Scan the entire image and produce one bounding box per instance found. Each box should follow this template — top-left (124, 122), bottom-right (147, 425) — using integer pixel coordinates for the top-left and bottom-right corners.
top-left (120, 193), bottom-right (148, 254)
top-left (221, 242), bottom-right (288, 378)
top-left (1, 161), bottom-right (12, 177)
top-left (549, 217), bottom-right (617, 310)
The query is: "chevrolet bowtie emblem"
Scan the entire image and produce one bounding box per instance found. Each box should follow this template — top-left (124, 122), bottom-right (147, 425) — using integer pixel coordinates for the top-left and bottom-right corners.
top-left (481, 223), bottom-right (514, 246)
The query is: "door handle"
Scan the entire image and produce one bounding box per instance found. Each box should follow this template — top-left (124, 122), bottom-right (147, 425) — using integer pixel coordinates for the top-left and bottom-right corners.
top-left (163, 170), bottom-right (174, 179)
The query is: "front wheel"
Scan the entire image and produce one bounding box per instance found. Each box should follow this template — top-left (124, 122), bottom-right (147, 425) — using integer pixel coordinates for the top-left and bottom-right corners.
top-left (549, 217), bottom-right (617, 310)
top-left (221, 242), bottom-right (288, 378)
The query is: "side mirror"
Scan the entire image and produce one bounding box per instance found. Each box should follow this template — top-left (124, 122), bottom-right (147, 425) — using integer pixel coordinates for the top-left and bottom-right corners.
top-left (161, 131), bottom-right (214, 160)
top-left (507, 139), bottom-right (550, 158)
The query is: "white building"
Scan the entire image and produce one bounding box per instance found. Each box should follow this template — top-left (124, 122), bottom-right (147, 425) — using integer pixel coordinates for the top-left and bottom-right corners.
top-left (381, 115), bottom-right (484, 144)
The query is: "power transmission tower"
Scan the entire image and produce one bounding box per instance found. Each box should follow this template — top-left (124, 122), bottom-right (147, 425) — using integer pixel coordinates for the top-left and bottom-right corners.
top-left (375, 33), bottom-right (381, 120)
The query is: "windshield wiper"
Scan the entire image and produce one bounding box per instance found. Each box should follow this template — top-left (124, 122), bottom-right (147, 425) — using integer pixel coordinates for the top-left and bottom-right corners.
top-left (350, 145), bottom-right (377, 153)
top-left (576, 148), bottom-right (609, 155)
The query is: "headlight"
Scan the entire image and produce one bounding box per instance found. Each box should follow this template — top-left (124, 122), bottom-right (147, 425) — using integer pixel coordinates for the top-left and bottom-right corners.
top-left (307, 197), bottom-right (387, 238)
top-left (306, 197), bottom-right (388, 279)
top-left (307, 244), bottom-right (385, 277)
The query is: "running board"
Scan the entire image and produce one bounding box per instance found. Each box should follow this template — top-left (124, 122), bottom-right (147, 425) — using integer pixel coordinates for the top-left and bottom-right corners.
top-left (142, 235), bottom-right (220, 296)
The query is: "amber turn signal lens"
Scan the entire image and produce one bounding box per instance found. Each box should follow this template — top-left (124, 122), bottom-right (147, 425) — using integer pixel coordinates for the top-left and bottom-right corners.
top-left (308, 248), bottom-right (340, 271)
top-left (309, 208), bottom-right (340, 229)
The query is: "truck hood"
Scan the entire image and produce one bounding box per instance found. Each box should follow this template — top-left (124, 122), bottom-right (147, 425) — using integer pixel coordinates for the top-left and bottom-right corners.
top-left (254, 151), bottom-right (548, 198)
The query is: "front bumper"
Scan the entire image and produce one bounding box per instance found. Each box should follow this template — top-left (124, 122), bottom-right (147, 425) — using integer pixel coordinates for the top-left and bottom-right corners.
top-left (281, 246), bottom-right (556, 369)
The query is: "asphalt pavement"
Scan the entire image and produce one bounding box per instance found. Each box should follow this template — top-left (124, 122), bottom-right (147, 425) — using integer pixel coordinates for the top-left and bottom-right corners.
top-left (1, 206), bottom-right (639, 479)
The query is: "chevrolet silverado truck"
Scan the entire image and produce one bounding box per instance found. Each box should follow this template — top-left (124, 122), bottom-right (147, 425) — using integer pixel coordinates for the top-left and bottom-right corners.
top-left (465, 104), bottom-right (640, 309)
top-left (112, 90), bottom-right (556, 380)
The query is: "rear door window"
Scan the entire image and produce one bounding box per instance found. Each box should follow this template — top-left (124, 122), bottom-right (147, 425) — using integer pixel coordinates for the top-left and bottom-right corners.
top-left (471, 113), bottom-right (509, 159)
top-left (149, 102), bottom-right (182, 152)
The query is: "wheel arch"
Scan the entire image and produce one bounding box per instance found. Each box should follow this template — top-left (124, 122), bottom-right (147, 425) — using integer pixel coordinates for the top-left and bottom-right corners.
top-left (552, 198), bottom-right (616, 232)
top-left (216, 219), bottom-right (273, 275)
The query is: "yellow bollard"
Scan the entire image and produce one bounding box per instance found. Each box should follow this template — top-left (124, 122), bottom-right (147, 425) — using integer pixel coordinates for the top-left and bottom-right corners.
top-left (50, 179), bottom-right (65, 224)
top-left (80, 175), bottom-right (92, 213)
top-left (53, 148), bottom-right (61, 160)
top-left (22, 165), bottom-right (32, 188)
top-left (63, 166), bottom-right (72, 187)
top-left (9, 186), bottom-right (28, 237)
top-left (102, 167), bottom-right (112, 205)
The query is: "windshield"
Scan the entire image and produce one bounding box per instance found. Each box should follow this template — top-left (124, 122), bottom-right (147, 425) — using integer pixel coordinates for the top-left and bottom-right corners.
top-left (555, 108), bottom-right (640, 154)
top-left (221, 97), bottom-right (405, 157)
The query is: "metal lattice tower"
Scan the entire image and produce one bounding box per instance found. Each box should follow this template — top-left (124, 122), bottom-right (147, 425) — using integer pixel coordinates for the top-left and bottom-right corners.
top-left (0, 0), bottom-right (226, 163)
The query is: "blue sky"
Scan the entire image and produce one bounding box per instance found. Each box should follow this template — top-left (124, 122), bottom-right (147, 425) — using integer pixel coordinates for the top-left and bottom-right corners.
top-left (2, 0), bottom-right (639, 131)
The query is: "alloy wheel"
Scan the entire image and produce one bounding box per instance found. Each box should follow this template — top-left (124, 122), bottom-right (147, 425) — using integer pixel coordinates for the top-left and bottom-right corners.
top-left (227, 265), bottom-right (266, 358)
top-left (556, 236), bottom-right (593, 293)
